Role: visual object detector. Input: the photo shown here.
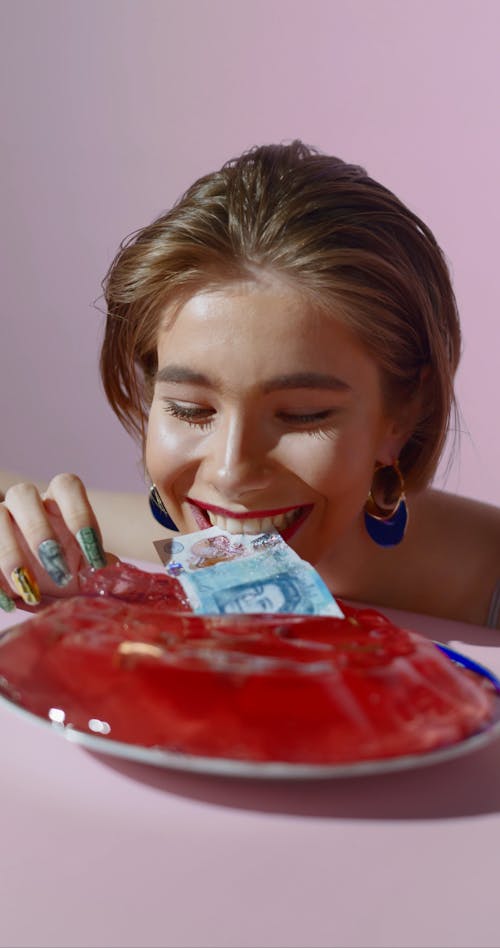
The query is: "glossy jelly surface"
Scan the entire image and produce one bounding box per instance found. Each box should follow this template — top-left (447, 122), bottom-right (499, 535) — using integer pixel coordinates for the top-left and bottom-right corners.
top-left (0, 563), bottom-right (495, 764)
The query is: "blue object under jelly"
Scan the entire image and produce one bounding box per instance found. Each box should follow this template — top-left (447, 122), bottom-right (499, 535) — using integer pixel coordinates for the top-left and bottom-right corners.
top-left (434, 642), bottom-right (500, 693)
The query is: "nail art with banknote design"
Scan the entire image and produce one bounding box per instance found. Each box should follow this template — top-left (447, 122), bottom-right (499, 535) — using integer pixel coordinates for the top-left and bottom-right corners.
top-left (38, 539), bottom-right (73, 587)
top-left (76, 527), bottom-right (107, 569)
top-left (0, 588), bottom-right (15, 612)
top-left (11, 567), bottom-right (41, 605)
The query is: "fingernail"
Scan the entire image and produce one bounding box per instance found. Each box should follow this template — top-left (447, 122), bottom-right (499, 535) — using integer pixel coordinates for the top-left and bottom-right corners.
top-left (0, 589), bottom-right (15, 612)
top-left (76, 527), bottom-right (107, 570)
top-left (38, 539), bottom-right (72, 587)
top-left (11, 567), bottom-right (41, 606)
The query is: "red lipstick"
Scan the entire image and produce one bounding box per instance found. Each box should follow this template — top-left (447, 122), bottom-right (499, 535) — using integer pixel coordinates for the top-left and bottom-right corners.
top-left (186, 498), bottom-right (314, 539)
top-left (187, 499), bottom-right (305, 520)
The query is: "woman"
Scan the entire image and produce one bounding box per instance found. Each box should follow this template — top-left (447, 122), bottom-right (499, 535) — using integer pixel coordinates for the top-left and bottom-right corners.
top-left (1, 141), bottom-right (499, 626)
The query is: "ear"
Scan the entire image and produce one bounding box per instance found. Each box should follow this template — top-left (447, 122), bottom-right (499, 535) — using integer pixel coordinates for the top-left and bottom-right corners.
top-left (376, 367), bottom-right (429, 466)
top-left (375, 402), bottom-right (422, 467)
top-left (376, 418), bottom-right (411, 467)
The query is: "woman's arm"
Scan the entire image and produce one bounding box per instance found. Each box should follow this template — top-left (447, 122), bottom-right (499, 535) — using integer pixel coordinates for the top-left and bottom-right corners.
top-left (84, 488), bottom-right (164, 563)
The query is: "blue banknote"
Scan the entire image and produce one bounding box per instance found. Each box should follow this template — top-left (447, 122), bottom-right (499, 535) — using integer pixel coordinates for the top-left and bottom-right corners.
top-left (153, 527), bottom-right (343, 617)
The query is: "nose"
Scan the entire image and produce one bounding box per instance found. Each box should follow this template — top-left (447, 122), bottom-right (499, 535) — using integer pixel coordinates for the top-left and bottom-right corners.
top-left (203, 413), bottom-right (274, 500)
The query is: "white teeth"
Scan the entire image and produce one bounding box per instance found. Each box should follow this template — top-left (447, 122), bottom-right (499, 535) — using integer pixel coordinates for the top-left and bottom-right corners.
top-left (206, 509), bottom-right (302, 535)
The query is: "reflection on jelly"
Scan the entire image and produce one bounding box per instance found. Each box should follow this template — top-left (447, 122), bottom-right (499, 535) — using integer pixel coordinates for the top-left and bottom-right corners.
top-left (48, 707), bottom-right (65, 725)
top-left (88, 718), bottom-right (111, 735)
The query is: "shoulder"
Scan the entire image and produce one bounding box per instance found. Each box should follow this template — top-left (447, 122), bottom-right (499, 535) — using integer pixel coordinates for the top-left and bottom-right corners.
top-left (411, 489), bottom-right (500, 550)
top-left (407, 488), bottom-right (500, 626)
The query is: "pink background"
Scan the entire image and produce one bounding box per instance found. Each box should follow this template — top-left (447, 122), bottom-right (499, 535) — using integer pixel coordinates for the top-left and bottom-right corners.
top-left (1, 0), bottom-right (499, 505)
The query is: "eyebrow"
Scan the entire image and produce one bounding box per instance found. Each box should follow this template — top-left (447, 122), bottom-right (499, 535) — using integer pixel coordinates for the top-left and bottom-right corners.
top-left (154, 365), bottom-right (351, 393)
top-left (155, 366), bottom-right (211, 387)
top-left (261, 372), bottom-right (351, 394)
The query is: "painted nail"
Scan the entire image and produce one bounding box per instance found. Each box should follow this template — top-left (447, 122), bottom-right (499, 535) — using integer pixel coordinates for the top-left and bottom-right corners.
top-left (11, 567), bottom-right (41, 606)
top-left (76, 527), bottom-right (107, 570)
top-left (38, 539), bottom-right (72, 587)
top-left (0, 589), bottom-right (16, 612)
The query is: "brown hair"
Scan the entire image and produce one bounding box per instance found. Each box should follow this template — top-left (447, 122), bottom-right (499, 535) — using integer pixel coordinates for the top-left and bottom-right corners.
top-left (100, 140), bottom-right (461, 489)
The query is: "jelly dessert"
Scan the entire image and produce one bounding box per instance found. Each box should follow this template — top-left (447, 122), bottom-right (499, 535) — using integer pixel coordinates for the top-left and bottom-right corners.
top-left (0, 562), bottom-right (495, 764)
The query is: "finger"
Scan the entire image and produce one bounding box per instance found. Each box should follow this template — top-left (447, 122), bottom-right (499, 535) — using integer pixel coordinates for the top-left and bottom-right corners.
top-left (0, 501), bottom-right (42, 606)
top-left (3, 482), bottom-right (74, 590)
top-left (45, 473), bottom-right (107, 570)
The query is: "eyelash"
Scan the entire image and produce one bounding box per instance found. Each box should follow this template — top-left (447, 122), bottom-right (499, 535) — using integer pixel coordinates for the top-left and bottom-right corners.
top-left (162, 402), bottom-right (213, 429)
top-left (161, 401), bottom-right (337, 432)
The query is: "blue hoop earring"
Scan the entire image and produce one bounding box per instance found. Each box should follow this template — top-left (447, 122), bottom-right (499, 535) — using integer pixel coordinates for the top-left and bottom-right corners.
top-left (364, 461), bottom-right (408, 548)
top-left (149, 485), bottom-right (179, 532)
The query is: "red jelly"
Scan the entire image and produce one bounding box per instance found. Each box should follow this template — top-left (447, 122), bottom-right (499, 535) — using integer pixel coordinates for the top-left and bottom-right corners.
top-left (0, 562), bottom-right (494, 764)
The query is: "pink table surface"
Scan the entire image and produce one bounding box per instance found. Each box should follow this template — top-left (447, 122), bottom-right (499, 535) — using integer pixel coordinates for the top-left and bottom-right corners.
top-left (1, 559), bottom-right (500, 948)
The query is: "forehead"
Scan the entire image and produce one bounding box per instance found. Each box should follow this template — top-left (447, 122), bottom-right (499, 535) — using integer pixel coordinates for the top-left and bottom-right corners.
top-left (157, 280), bottom-right (380, 390)
top-left (159, 278), bottom-right (314, 331)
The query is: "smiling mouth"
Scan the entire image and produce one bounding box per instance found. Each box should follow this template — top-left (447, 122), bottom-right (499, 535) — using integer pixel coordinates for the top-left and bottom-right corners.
top-left (187, 501), bottom-right (313, 537)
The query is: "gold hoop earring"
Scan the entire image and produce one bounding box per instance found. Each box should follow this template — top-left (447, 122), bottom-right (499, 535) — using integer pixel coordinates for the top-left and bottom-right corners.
top-left (364, 460), bottom-right (408, 547)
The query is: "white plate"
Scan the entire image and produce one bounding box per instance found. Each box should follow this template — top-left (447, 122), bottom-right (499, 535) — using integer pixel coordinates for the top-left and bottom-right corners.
top-left (1, 642), bottom-right (499, 779)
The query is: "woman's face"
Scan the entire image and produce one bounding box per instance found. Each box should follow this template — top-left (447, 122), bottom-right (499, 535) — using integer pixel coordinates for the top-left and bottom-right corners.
top-left (146, 279), bottom-right (405, 566)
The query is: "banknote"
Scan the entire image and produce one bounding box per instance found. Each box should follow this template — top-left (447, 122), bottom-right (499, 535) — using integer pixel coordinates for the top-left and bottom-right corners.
top-left (153, 527), bottom-right (344, 617)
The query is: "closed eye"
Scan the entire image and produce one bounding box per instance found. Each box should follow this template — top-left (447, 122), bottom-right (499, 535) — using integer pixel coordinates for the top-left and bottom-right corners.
top-left (162, 400), bottom-right (339, 431)
top-left (278, 409), bottom-right (337, 425)
top-left (162, 400), bottom-right (215, 427)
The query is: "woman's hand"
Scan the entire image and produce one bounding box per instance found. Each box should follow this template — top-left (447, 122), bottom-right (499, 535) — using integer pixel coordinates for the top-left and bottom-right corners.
top-left (0, 473), bottom-right (116, 612)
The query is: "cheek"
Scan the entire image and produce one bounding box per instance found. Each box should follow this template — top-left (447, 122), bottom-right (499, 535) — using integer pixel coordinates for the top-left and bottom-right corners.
top-left (281, 431), bottom-right (375, 498)
top-left (282, 439), bottom-right (337, 492)
top-left (145, 407), bottom-right (200, 492)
